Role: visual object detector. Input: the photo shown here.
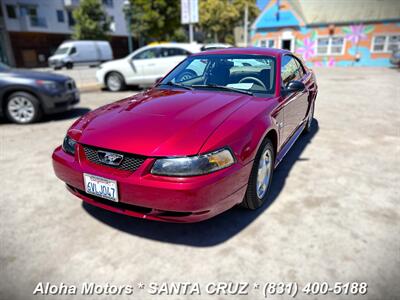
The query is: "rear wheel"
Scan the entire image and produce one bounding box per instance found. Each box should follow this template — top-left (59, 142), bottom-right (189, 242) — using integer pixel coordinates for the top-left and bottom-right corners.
top-left (106, 72), bottom-right (126, 92)
top-left (241, 138), bottom-right (275, 209)
top-left (303, 101), bottom-right (315, 134)
top-left (5, 92), bottom-right (42, 124)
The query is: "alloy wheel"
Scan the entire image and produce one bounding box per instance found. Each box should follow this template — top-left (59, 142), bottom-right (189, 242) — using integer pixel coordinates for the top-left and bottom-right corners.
top-left (7, 96), bottom-right (36, 123)
top-left (107, 74), bottom-right (122, 91)
top-left (256, 148), bottom-right (273, 199)
top-left (307, 103), bottom-right (314, 129)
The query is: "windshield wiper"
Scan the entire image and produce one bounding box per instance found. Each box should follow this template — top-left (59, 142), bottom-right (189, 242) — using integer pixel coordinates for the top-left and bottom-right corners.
top-left (163, 81), bottom-right (193, 90)
top-left (191, 84), bottom-right (253, 96)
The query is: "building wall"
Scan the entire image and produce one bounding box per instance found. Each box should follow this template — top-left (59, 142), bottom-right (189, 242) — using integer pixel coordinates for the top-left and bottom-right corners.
top-left (1, 0), bottom-right (131, 67)
top-left (1, 0), bottom-right (128, 36)
top-left (251, 0), bottom-right (400, 67)
top-left (252, 22), bottom-right (400, 67)
top-left (0, 1), bottom-right (14, 65)
top-left (9, 31), bottom-right (129, 68)
top-left (9, 31), bottom-right (71, 67)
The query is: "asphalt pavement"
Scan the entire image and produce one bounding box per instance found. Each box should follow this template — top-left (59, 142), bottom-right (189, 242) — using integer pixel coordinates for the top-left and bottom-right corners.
top-left (0, 67), bottom-right (399, 300)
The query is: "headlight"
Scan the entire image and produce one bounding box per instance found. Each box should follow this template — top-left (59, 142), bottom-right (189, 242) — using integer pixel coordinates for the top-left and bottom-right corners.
top-left (62, 135), bottom-right (77, 155)
top-left (36, 80), bottom-right (59, 91)
top-left (151, 148), bottom-right (235, 176)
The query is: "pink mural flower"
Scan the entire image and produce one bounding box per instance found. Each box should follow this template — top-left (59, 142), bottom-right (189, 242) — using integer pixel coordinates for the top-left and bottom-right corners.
top-left (314, 58), bottom-right (335, 67)
top-left (343, 24), bottom-right (374, 44)
top-left (327, 57), bottom-right (336, 67)
top-left (296, 37), bottom-right (316, 60)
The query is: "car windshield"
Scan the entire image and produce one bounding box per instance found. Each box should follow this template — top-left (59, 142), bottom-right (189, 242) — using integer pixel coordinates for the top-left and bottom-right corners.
top-left (54, 47), bottom-right (70, 55)
top-left (0, 62), bottom-right (10, 71)
top-left (160, 54), bottom-right (276, 95)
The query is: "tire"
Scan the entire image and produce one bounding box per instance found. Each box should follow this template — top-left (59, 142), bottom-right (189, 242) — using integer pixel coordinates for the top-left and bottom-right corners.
top-left (65, 62), bottom-right (73, 69)
top-left (5, 92), bottom-right (42, 124)
top-left (241, 138), bottom-right (275, 210)
top-left (303, 101), bottom-right (315, 134)
top-left (106, 72), bottom-right (126, 92)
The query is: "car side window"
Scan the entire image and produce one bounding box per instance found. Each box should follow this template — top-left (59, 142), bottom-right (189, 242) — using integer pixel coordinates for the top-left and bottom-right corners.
top-left (70, 47), bottom-right (77, 55)
top-left (161, 48), bottom-right (191, 57)
top-left (281, 55), bottom-right (298, 86)
top-left (293, 58), bottom-right (305, 79)
top-left (134, 48), bottom-right (160, 60)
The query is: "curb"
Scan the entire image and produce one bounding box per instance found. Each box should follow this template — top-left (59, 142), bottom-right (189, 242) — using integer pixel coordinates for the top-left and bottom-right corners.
top-left (77, 83), bottom-right (102, 93)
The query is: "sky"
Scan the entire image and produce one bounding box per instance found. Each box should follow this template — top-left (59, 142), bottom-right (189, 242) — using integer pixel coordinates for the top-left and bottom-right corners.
top-left (256, 0), bottom-right (269, 9)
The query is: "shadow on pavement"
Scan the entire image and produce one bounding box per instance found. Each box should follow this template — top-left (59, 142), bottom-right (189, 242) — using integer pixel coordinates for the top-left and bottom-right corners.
top-left (83, 120), bottom-right (319, 247)
top-left (100, 86), bottom-right (144, 93)
top-left (43, 107), bottom-right (91, 122)
top-left (0, 107), bottom-right (91, 124)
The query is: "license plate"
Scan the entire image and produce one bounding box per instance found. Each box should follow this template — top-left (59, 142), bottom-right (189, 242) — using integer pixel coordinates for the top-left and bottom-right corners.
top-left (83, 173), bottom-right (118, 202)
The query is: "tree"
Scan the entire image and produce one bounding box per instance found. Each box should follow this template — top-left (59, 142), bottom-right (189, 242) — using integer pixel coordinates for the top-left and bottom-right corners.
top-left (128, 0), bottom-right (185, 46)
top-left (199, 0), bottom-right (259, 44)
top-left (72, 0), bottom-right (110, 40)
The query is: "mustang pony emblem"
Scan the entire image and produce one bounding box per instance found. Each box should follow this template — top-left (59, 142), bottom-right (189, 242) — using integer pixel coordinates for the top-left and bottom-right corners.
top-left (97, 150), bottom-right (124, 166)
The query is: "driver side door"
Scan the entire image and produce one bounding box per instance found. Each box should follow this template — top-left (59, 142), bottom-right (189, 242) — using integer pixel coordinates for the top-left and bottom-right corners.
top-left (128, 47), bottom-right (161, 85)
top-left (280, 55), bottom-right (309, 144)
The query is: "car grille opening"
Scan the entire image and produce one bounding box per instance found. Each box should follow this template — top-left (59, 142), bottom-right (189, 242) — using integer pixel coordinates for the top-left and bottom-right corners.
top-left (65, 80), bottom-right (76, 90)
top-left (68, 185), bottom-right (194, 218)
top-left (70, 186), bottom-right (153, 214)
top-left (82, 145), bottom-right (146, 172)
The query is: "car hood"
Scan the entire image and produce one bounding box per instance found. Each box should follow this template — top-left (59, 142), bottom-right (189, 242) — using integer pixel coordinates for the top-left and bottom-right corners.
top-left (69, 88), bottom-right (252, 157)
top-left (100, 58), bottom-right (127, 68)
top-left (48, 54), bottom-right (65, 61)
top-left (9, 69), bottom-right (70, 82)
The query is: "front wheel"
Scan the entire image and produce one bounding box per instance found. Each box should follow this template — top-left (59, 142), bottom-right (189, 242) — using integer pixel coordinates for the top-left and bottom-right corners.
top-left (106, 72), bottom-right (126, 92)
top-left (303, 101), bottom-right (315, 134)
top-left (241, 138), bottom-right (275, 210)
top-left (65, 62), bottom-right (73, 69)
top-left (5, 92), bottom-right (42, 124)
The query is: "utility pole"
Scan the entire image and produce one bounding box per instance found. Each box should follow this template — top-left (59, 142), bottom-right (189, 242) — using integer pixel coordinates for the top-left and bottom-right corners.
top-left (188, 0), bottom-right (194, 43)
top-left (123, 0), bottom-right (133, 53)
top-left (181, 0), bottom-right (197, 43)
top-left (243, 3), bottom-right (248, 47)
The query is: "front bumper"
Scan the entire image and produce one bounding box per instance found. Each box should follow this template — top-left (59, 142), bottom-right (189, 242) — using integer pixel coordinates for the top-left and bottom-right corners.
top-left (48, 60), bottom-right (64, 68)
top-left (96, 69), bottom-right (105, 85)
top-left (41, 89), bottom-right (80, 114)
top-left (52, 145), bottom-right (252, 222)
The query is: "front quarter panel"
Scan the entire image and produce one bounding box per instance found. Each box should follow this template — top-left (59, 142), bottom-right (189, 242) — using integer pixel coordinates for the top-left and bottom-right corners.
top-left (200, 96), bottom-right (280, 166)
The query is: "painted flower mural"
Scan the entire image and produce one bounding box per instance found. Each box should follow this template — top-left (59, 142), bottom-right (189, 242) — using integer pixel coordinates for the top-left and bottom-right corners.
top-left (313, 57), bottom-right (336, 67)
top-left (295, 37), bottom-right (316, 60)
top-left (296, 31), bottom-right (317, 61)
top-left (343, 24), bottom-right (374, 44)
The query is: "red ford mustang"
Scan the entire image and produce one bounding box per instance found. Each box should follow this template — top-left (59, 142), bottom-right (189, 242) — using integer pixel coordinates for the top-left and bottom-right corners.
top-left (52, 48), bottom-right (318, 222)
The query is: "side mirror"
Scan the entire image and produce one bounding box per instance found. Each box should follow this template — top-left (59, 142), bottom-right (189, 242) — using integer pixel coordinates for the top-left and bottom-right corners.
top-left (286, 80), bottom-right (305, 93)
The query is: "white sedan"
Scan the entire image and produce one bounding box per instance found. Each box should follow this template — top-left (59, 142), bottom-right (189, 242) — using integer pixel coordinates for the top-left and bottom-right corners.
top-left (96, 43), bottom-right (202, 91)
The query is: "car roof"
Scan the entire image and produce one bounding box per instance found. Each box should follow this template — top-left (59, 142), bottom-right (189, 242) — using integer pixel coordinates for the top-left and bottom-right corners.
top-left (192, 47), bottom-right (290, 57)
top-left (146, 43), bottom-right (202, 52)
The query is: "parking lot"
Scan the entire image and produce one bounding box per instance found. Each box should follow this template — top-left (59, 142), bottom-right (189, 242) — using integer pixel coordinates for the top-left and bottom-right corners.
top-left (0, 67), bottom-right (399, 299)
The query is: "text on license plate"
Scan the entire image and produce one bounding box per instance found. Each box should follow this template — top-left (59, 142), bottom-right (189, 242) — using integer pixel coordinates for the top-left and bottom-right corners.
top-left (83, 173), bottom-right (118, 202)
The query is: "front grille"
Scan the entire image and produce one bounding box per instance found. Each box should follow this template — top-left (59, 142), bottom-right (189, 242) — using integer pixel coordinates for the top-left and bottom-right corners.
top-left (82, 145), bottom-right (146, 172)
top-left (65, 80), bottom-right (75, 90)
